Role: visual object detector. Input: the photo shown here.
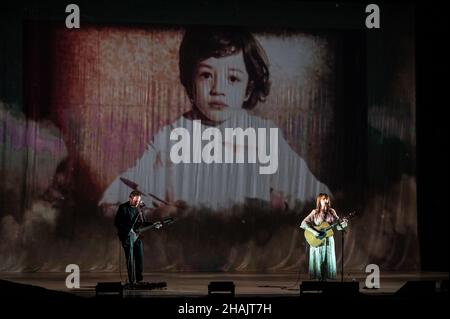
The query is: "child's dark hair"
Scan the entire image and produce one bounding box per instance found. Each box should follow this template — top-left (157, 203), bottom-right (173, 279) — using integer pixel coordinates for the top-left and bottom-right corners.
top-left (179, 26), bottom-right (271, 109)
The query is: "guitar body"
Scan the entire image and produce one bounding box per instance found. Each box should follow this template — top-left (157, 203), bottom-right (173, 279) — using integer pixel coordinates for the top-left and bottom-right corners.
top-left (304, 222), bottom-right (334, 247)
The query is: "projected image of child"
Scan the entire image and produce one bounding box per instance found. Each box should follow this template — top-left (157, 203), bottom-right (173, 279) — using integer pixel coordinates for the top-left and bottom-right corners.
top-left (99, 26), bottom-right (331, 211)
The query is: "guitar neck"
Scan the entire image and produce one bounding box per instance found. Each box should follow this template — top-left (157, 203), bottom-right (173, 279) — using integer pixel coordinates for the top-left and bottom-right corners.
top-left (325, 212), bottom-right (353, 231)
top-left (138, 223), bottom-right (159, 233)
top-left (321, 223), bottom-right (335, 232)
top-left (138, 218), bottom-right (174, 233)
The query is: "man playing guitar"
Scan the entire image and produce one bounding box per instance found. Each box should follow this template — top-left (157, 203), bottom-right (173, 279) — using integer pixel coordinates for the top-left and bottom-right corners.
top-left (114, 190), bottom-right (162, 288)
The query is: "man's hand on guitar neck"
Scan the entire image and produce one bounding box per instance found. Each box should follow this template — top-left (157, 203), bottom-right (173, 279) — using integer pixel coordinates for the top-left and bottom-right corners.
top-left (154, 221), bottom-right (163, 229)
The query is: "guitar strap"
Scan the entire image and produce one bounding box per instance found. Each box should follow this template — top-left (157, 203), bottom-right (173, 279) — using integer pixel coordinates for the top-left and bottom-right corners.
top-left (131, 208), bottom-right (143, 231)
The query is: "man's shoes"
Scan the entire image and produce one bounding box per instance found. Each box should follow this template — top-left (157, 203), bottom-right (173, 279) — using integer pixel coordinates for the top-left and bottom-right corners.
top-left (123, 281), bottom-right (146, 290)
top-left (123, 283), bottom-right (135, 290)
top-left (124, 281), bottom-right (167, 290)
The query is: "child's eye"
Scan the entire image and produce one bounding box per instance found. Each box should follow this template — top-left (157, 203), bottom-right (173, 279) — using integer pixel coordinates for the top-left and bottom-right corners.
top-left (229, 75), bottom-right (241, 83)
top-left (200, 72), bottom-right (212, 79)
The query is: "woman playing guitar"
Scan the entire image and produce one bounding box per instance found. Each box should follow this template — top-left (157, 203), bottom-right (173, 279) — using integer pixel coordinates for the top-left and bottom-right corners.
top-left (300, 193), bottom-right (348, 280)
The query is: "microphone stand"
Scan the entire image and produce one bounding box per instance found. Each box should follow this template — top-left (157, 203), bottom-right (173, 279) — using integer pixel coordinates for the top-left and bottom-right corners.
top-left (339, 221), bottom-right (347, 282)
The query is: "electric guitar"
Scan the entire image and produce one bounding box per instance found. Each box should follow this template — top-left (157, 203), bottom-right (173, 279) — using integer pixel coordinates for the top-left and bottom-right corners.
top-left (131, 217), bottom-right (175, 241)
top-left (304, 212), bottom-right (355, 247)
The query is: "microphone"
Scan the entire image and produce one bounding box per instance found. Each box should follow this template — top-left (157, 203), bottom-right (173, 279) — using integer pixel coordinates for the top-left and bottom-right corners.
top-left (139, 201), bottom-right (146, 208)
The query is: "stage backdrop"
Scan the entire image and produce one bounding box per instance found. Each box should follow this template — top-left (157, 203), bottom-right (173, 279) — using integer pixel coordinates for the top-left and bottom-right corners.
top-left (0, 23), bottom-right (418, 272)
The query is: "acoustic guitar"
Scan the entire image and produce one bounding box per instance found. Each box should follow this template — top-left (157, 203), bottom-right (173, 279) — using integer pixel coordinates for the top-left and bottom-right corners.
top-left (304, 212), bottom-right (354, 247)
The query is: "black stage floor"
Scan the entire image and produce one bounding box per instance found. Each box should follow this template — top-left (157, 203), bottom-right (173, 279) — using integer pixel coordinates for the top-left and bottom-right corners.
top-left (0, 271), bottom-right (447, 296)
top-left (1, 271), bottom-right (447, 316)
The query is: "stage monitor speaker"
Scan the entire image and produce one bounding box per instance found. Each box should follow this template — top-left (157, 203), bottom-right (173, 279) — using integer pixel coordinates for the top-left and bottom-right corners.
top-left (300, 281), bottom-right (360, 296)
top-left (439, 280), bottom-right (448, 293)
top-left (208, 281), bottom-right (235, 297)
top-left (396, 280), bottom-right (437, 296)
top-left (95, 282), bottom-right (123, 298)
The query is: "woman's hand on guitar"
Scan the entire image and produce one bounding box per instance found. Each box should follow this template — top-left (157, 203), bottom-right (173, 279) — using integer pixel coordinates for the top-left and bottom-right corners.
top-left (316, 230), bottom-right (326, 239)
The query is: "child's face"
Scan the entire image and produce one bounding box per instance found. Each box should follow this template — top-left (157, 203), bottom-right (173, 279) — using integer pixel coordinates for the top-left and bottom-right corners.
top-left (192, 51), bottom-right (249, 123)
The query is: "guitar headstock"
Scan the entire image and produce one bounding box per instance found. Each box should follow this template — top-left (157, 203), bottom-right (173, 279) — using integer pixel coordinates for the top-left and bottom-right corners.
top-left (347, 211), bottom-right (356, 218)
top-left (339, 212), bottom-right (356, 222)
top-left (162, 217), bottom-right (175, 225)
top-left (342, 211), bottom-right (356, 222)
